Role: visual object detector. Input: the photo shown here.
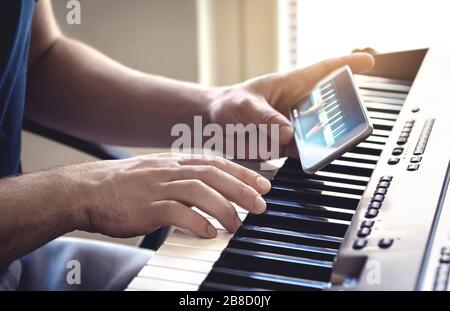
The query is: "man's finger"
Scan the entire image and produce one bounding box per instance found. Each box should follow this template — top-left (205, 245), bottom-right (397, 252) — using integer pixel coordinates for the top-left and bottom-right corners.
top-left (278, 53), bottom-right (375, 112)
top-left (179, 154), bottom-right (272, 194)
top-left (150, 200), bottom-right (217, 238)
top-left (237, 97), bottom-right (294, 145)
top-left (161, 179), bottom-right (241, 233)
top-left (163, 165), bottom-right (267, 214)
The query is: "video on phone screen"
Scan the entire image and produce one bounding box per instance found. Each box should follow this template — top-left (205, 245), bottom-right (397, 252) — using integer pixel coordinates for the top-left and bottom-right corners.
top-left (292, 70), bottom-right (365, 149)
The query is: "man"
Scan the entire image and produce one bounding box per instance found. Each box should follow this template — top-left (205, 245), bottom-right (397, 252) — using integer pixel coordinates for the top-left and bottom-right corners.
top-left (0, 0), bottom-right (374, 290)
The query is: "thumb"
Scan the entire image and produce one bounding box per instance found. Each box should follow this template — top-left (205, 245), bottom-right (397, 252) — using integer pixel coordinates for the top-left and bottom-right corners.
top-left (242, 98), bottom-right (294, 146)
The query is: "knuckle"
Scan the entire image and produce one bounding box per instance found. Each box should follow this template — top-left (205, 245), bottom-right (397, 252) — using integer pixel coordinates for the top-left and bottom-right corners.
top-left (221, 203), bottom-right (236, 220)
top-left (240, 185), bottom-right (255, 204)
top-left (187, 179), bottom-right (205, 193)
top-left (261, 110), bottom-right (281, 124)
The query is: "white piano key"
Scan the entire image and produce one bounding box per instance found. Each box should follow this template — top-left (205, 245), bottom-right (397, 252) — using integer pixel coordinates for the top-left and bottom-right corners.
top-left (165, 232), bottom-right (230, 251)
top-left (207, 218), bottom-right (226, 230)
top-left (314, 170), bottom-right (370, 182)
top-left (358, 141), bottom-right (384, 151)
top-left (367, 111), bottom-right (398, 121)
top-left (365, 136), bottom-right (388, 144)
top-left (342, 152), bottom-right (380, 162)
top-left (364, 102), bottom-right (402, 112)
top-left (128, 276), bottom-right (198, 291)
top-left (331, 159), bottom-right (376, 170)
top-left (147, 255), bottom-right (214, 273)
top-left (355, 81), bottom-right (411, 93)
top-left (139, 265), bottom-right (207, 285)
top-left (231, 203), bottom-right (248, 214)
top-left (371, 129), bottom-right (392, 137)
top-left (172, 227), bottom-right (232, 241)
top-left (157, 244), bottom-right (221, 262)
top-left (192, 205), bottom-right (248, 218)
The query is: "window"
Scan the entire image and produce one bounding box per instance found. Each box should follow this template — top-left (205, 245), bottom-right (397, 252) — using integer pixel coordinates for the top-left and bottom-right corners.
top-left (279, 0), bottom-right (450, 69)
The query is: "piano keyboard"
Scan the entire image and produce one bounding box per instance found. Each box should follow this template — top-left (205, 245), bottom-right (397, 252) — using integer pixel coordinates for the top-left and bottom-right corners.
top-left (127, 74), bottom-right (413, 291)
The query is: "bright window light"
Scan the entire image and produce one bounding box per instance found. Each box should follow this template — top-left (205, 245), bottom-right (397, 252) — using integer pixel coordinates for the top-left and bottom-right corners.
top-left (282, 0), bottom-right (450, 67)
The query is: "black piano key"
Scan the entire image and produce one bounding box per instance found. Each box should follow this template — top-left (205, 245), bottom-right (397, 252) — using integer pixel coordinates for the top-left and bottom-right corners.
top-left (338, 154), bottom-right (378, 164)
top-left (319, 163), bottom-right (373, 177)
top-left (228, 236), bottom-right (337, 261)
top-left (277, 169), bottom-right (369, 186)
top-left (365, 102), bottom-right (402, 113)
top-left (238, 225), bottom-right (342, 249)
top-left (215, 248), bottom-right (333, 281)
top-left (266, 187), bottom-right (359, 210)
top-left (203, 268), bottom-right (328, 291)
top-left (363, 136), bottom-right (388, 146)
top-left (356, 81), bottom-right (411, 93)
top-left (358, 89), bottom-right (407, 100)
top-left (271, 177), bottom-right (364, 195)
top-left (355, 74), bottom-right (413, 86)
top-left (244, 211), bottom-right (349, 237)
top-left (272, 176), bottom-right (364, 195)
top-left (265, 198), bottom-right (354, 221)
top-left (371, 128), bottom-right (392, 137)
top-left (350, 144), bottom-right (382, 156)
top-left (367, 111), bottom-right (398, 121)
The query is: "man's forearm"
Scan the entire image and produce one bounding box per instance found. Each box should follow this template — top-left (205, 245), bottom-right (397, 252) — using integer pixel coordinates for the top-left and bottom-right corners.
top-left (0, 169), bottom-right (80, 269)
top-left (25, 36), bottom-right (215, 147)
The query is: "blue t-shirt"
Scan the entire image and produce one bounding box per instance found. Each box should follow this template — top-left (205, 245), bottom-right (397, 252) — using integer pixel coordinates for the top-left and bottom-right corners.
top-left (0, 0), bottom-right (35, 291)
top-left (0, 0), bottom-right (35, 177)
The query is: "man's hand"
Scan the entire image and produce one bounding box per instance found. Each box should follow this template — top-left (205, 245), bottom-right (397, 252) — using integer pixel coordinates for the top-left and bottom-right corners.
top-left (209, 53), bottom-right (375, 157)
top-left (75, 153), bottom-right (271, 239)
top-left (0, 153), bottom-right (271, 268)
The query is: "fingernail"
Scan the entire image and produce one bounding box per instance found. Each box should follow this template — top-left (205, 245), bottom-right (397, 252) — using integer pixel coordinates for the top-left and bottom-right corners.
top-left (279, 125), bottom-right (294, 145)
top-left (254, 195), bottom-right (267, 213)
top-left (256, 176), bottom-right (271, 193)
top-left (207, 224), bottom-right (217, 238)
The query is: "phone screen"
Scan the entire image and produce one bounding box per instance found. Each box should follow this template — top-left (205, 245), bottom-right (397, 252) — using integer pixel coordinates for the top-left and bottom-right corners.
top-left (291, 66), bottom-right (372, 173)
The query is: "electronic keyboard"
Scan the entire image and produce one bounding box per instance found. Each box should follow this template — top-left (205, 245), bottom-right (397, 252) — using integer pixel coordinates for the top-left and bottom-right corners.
top-left (126, 48), bottom-right (450, 291)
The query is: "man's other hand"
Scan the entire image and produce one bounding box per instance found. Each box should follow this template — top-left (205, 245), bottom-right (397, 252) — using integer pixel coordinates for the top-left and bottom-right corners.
top-left (209, 53), bottom-right (375, 158)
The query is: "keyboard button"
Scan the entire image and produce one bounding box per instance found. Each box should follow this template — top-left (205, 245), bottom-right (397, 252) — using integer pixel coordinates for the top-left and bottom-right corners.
top-left (379, 176), bottom-right (393, 182)
top-left (414, 147), bottom-right (425, 155)
top-left (365, 209), bottom-right (379, 218)
top-left (399, 132), bottom-right (410, 138)
top-left (392, 148), bottom-right (404, 156)
top-left (378, 181), bottom-right (390, 189)
top-left (361, 220), bottom-right (375, 228)
top-left (410, 156), bottom-right (422, 163)
top-left (378, 238), bottom-right (394, 249)
top-left (371, 194), bottom-right (384, 202)
top-left (397, 137), bottom-right (408, 145)
top-left (440, 254), bottom-right (450, 264)
top-left (353, 239), bottom-right (367, 250)
top-left (407, 163), bottom-right (420, 171)
top-left (441, 247), bottom-right (450, 256)
top-left (374, 188), bottom-right (387, 195)
top-left (388, 157), bottom-right (400, 165)
top-left (357, 227), bottom-right (371, 238)
top-left (401, 127), bottom-right (411, 133)
top-left (369, 201), bottom-right (382, 209)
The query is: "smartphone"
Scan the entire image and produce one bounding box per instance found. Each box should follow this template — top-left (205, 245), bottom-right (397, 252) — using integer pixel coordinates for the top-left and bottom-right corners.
top-left (290, 65), bottom-right (373, 174)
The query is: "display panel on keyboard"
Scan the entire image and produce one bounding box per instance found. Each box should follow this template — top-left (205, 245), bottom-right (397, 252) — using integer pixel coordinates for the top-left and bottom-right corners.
top-left (127, 74), bottom-right (412, 291)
